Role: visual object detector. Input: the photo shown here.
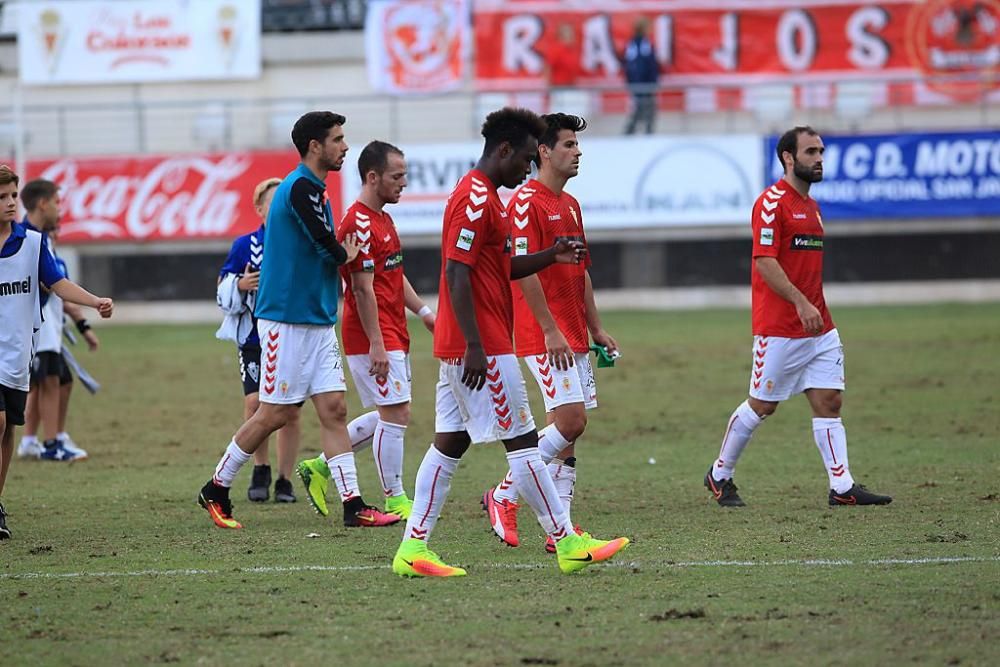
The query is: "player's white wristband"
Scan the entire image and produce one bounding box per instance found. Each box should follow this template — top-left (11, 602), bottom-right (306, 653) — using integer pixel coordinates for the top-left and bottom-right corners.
top-left (417, 305), bottom-right (433, 318)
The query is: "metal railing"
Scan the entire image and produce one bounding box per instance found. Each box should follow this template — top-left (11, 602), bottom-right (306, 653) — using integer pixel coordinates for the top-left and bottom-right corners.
top-left (1, 79), bottom-right (996, 160)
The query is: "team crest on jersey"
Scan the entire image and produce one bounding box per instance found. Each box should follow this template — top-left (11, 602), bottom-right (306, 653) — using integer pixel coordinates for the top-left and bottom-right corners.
top-left (514, 237), bottom-right (528, 256)
top-left (569, 207), bottom-right (579, 227)
top-left (247, 361), bottom-right (260, 383)
top-left (394, 379), bottom-right (402, 393)
top-left (765, 379), bottom-right (774, 393)
top-left (504, 236), bottom-right (512, 254)
top-left (518, 406), bottom-right (529, 425)
top-left (562, 377), bottom-right (571, 391)
top-left (280, 381), bottom-right (289, 396)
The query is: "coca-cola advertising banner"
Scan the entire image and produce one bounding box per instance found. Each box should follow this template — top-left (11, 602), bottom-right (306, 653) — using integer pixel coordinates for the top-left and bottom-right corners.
top-left (27, 151), bottom-right (342, 245)
top-left (18, 0), bottom-right (261, 85)
top-left (473, 0), bottom-right (1000, 102)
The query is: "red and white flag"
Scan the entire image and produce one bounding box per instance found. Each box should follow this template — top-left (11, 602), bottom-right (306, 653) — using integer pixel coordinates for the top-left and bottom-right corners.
top-left (365, 0), bottom-right (469, 95)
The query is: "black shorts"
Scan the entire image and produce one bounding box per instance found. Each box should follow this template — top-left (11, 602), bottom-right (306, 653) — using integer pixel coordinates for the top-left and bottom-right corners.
top-left (238, 345), bottom-right (262, 396)
top-left (0, 383), bottom-right (28, 426)
top-left (59, 352), bottom-right (74, 386)
top-left (31, 351), bottom-right (72, 386)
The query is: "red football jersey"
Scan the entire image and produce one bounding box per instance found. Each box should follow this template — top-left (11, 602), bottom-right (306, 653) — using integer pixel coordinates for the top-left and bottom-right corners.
top-left (338, 201), bottom-right (409, 355)
top-left (509, 179), bottom-right (592, 356)
top-left (750, 179), bottom-right (835, 338)
top-left (434, 169), bottom-right (515, 359)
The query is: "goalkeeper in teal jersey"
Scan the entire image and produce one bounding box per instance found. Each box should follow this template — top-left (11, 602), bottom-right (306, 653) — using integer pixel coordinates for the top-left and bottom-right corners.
top-left (197, 111), bottom-right (402, 530)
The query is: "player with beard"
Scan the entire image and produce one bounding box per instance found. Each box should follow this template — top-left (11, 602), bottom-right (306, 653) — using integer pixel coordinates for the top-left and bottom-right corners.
top-left (483, 113), bottom-right (620, 553)
top-left (197, 112), bottom-right (400, 530)
top-left (296, 140), bottom-right (436, 521)
top-left (705, 126), bottom-right (892, 508)
top-left (391, 108), bottom-right (629, 578)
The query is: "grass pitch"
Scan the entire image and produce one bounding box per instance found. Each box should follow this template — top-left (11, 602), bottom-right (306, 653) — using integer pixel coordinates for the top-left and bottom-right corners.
top-left (1, 304), bottom-right (998, 666)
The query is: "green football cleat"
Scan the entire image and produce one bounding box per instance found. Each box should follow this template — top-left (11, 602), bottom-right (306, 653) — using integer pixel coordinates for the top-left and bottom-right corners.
top-left (555, 532), bottom-right (630, 574)
top-left (295, 456), bottom-right (330, 516)
top-left (392, 538), bottom-right (467, 578)
top-left (384, 494), bottom-right (414, 520)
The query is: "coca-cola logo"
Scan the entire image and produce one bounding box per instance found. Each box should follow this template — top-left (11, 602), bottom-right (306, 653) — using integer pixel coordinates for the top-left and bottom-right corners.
top-left (41, 155), bottom-right (251, 240)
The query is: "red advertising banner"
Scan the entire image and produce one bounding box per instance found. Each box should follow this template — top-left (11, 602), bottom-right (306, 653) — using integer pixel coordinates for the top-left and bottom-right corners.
top-left (22, 151), bottom-right (343, 244)
top-left (473, 0), bottom-right (1000, 103)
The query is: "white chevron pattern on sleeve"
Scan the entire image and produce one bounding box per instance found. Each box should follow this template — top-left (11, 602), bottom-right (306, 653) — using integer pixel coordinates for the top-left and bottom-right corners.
top-left (250, 237), bottom-right (263, 267)
top-left (760, 184), bottom-right (786, 225)
top-left (465, 205), bottom-right (484, 222)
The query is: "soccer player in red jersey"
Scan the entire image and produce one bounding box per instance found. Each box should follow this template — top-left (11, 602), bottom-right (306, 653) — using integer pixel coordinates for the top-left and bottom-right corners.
top-left (296, 141), bottom-right (435, 520)
top-left (483, 113), bottom-right (620, 552)
top-left (705, 126), bottom-right (892, 508)
top-left (392, 108), bottom-right (630, 577)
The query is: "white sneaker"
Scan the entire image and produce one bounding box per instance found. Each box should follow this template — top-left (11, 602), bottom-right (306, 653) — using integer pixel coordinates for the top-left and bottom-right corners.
top-left (17, 438), bottom-right (43, 459)
top-left (59, 434), bottom-right (89, 460)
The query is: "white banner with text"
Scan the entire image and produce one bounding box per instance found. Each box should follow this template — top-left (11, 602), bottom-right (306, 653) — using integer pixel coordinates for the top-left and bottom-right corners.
top-left (341, 135), bottom-right (763, 234)
top-left (18, 0), bottom-right (261, 85)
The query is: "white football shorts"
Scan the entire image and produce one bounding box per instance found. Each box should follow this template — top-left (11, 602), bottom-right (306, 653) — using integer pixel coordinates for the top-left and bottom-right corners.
top-left (435, 354), bottom-right (536, 444)
top-left (748, 328), bottom-right (845, 402)
top-left (522, 351), bottom-right (597, 411)
top-left (346, 350), bottom-right (412, 408)
top-left (256, 319), bottom-right (347, 404)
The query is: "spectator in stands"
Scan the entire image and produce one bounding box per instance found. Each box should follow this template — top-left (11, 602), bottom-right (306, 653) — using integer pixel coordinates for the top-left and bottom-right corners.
top-left (545, 23), bottom-right (580, 90)
top-left (622, 18), bottom-right (659, 135)
top-left (544, 23), bottom-right (589, 117)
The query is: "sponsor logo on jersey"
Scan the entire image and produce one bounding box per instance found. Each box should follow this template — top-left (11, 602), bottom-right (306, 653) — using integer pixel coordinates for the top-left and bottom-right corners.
top-left (791, 234), bottom-right (823, 251)
top-left (0, 275), bottom-right (31, 297)
top-left (792, 213), bottom-right (807, 219)
top-left (548, 214), bottom-right (561, 221)
top-left (456, 228), bottom-right (475, 251)
top-left (384, 252), bottom-right (403, 271)
top-left (514, 236), bottom-right (528, 256)
top-left (759, 228), bottom-right (774, 246)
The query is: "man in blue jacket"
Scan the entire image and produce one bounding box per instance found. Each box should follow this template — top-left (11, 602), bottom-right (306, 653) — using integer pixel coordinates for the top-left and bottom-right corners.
top-left (623, 18), bottom-right (660, 135)
top-left (197, 111), bottom-right (400, 531)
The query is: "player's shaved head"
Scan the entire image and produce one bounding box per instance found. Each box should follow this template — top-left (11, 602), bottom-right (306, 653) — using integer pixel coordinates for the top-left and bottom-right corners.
top-left (358, 140), bottom-right (405, 184)
top-left (481, 107), bottom-right (547, 156)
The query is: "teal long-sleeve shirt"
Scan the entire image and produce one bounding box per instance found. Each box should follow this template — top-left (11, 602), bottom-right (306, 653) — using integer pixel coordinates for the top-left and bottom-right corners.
top-left (255, 163), bottom-right (349, 325)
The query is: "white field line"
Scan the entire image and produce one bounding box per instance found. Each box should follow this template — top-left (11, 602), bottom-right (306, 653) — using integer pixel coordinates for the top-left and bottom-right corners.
top-left (1, 555), bottom-right (996, 581)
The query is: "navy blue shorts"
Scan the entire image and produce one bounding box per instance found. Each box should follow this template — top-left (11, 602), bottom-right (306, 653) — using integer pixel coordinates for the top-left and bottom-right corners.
top-left (238, 345), bottom-right (261, 396)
